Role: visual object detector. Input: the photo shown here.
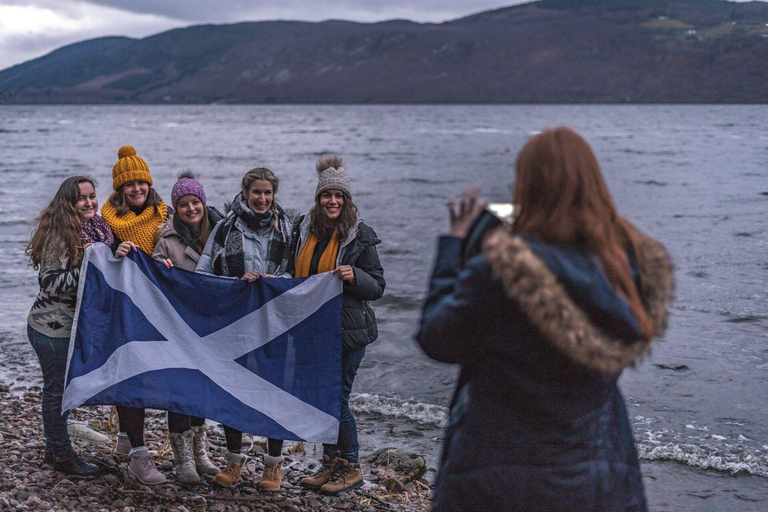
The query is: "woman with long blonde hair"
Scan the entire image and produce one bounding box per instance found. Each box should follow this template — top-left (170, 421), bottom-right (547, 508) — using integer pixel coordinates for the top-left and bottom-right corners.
top-left (417, 127), bottom-right (673, 511)
top-left (196, 167), bottom-right (292, 490)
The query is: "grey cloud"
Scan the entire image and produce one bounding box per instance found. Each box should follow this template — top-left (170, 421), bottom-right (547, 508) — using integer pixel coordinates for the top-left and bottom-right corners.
top-left (2, 0), bottom-right (96, 18)
top-left (2, 33), bottom-right (83, 54)
top-left (69, 0), bottom-right (530, 23)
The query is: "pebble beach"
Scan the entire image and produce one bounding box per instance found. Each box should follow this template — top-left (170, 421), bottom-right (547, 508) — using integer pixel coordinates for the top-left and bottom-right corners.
top-left (0, 382), bottom-right (434, 512)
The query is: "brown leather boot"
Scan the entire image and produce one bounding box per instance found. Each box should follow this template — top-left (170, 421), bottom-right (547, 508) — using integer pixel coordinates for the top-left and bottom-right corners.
top-left (320, 458), bottom-right (363, 495)
top-left (258, 454), bottom-right (283, 492)
top-left (300, 454), bottom-right (337, 490)
top-left (213, 452), bottom-right (246, 487)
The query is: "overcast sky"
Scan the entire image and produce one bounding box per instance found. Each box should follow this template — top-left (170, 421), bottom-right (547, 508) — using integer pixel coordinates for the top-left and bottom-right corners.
top-left (0, 0), bottom-right (762, 71)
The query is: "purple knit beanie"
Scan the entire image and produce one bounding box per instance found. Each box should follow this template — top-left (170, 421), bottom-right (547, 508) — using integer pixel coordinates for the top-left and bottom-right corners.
top-left (171, 171), bottom-right (207, 209)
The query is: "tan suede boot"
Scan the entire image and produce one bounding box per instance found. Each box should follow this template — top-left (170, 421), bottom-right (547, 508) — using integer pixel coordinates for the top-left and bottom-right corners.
top-left (190, 425), bottom-right (219, 475)
top-left (213, 452), bottom-right (247, 487)
top-left (299, 454), bottom-right (337, 490)
top-left (259, 454), bottom-right (283, 492)
top-left (170, 430), bottom-right (201, 484)
top-left (320, 458), bottom-right (363, 495)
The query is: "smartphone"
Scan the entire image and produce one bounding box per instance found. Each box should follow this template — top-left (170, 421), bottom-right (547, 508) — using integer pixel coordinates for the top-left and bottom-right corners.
top-left (486, 203), bottom-right (516, 223)
top-left (460, 203), bottom-right (515, 267)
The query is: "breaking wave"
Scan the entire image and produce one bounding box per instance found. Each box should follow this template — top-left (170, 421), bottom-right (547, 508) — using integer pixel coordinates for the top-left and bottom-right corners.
top-left (637, 441), bottom-right (768, 478)
top-left (350, 393), bottom-right (448, 428)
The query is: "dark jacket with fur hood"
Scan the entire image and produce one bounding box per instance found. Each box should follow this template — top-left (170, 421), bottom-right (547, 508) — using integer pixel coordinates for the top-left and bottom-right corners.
top-left (417, 227), bottom-right (673, 512)
top-left (288, 214), bottom-right (385, 351)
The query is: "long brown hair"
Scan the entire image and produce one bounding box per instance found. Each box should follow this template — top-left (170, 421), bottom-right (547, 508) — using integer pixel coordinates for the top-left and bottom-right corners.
top-left (512, 127), bottom-right (653, 340)
top-left (109, 183), bottom-right (163, 216)
top-left (309, 196), bottom-right (359, 241)
top-left (26, 175), bottom-right (96, 270)
top-left (241, 167), bottom-right (283, 231)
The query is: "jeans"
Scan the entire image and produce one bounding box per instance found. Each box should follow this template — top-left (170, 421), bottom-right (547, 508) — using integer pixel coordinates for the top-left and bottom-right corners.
top-left (323, 346), bottom-right (365, 463)
top-left (27, 325), bottom-right (71, 457)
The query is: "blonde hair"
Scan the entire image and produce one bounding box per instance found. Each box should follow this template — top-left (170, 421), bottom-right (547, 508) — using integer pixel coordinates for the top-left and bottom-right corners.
top-left (241, 167), bottom-right (282, 231)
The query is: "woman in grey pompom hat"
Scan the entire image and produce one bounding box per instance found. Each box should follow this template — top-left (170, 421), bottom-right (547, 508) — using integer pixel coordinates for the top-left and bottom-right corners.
top-left (314, 156), bottom-right (353, 200)
top-left (288, 154), bottom-right (386, 495)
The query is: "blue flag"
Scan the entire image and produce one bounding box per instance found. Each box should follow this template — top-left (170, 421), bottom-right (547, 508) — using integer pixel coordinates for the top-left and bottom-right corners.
top-left (62, 243), bottom-right (343, 443)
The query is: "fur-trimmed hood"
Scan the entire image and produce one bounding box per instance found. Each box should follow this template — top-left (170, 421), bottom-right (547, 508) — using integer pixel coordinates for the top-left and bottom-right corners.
top-left (483, 227), bottom-right (673, 375)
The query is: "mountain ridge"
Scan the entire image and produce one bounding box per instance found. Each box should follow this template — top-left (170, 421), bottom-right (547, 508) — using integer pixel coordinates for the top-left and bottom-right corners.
top-left (2, 0), bottom-right (768, 104)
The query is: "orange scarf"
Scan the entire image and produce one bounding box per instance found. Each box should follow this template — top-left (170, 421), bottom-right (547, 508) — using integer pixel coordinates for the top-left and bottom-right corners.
top-left (295, 233), bottom-right (340, 278)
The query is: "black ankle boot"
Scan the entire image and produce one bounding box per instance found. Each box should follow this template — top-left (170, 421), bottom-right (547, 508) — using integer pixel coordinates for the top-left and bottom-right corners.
top-left (53, 448), bottom-right (99, 477)
top-left (43, 449), bottom-right (54, 465)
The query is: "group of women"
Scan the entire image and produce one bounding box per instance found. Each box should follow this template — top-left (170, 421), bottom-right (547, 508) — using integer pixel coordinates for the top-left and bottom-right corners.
top-left (25, 145), bottom-right (384, 496)
top-left (26, 127), bottom-right (673, 511)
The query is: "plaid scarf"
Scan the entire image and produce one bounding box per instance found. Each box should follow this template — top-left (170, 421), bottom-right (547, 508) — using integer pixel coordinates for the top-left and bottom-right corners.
top-left (210, 193), bottom-right (291, 278)
top-left (80, 215), bottom-right (114, 248)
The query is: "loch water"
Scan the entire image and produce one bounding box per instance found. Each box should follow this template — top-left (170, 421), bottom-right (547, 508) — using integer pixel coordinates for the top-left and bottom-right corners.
top-left (1, 104), bottom-right (767, 497)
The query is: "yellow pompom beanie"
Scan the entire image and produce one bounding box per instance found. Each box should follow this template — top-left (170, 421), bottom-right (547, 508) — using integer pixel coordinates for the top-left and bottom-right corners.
top-left (112, 145), bottom-right (153, 191)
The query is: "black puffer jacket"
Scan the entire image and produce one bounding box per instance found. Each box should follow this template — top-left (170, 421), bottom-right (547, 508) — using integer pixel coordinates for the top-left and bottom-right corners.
top-left (289, 214), bottom-right (385, 351)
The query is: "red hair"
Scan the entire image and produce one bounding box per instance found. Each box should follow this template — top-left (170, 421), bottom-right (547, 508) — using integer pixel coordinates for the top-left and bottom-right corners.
top-left (513, 127), bottom-right (653, 340)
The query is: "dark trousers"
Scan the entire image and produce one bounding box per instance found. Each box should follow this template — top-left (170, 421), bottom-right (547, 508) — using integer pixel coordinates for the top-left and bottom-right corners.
top-left (223, 424), bottom-right (284, 457)
top-left (168, 413), bottom-right (205, 433)
top-left (27, 325), bottom-right (71, 458)
top-left (323, 346), bottom-right (365, 463)
top-left (117, 406), bottom-right (146, 448)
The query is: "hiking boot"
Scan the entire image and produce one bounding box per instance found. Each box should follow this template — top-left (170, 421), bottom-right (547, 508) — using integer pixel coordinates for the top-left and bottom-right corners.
top-left (300, 454), bottom-right (337, 490)
top-left (259, 454), bottom-right (283, 492)
top-left (320, 458), bottom-right (363, 495)
top-left (170, 430), bottom-right (201, 484)
top-left (127, 449), bottom-right (166, 485)
top-left (115, 432), bottom-right (131, 456)
top-left (213, 452), bottom-right (247, 487)
top-left (191, 425), bottom-right (219, 475)
top-left (53, 447), bottom-right (99, 477)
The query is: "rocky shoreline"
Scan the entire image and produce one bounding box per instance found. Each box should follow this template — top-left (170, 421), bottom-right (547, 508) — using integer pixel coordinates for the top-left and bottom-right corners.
top-left (0, 383), bottom-right (433, 512)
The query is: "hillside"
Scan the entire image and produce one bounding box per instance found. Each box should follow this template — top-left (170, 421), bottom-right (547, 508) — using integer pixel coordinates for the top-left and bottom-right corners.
top-left (1, 0), bottom-right (768, 103)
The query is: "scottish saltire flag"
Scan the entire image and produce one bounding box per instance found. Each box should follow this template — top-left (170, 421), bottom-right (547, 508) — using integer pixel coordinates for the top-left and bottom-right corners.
top-left (62, 243), bottom-right (343, 443)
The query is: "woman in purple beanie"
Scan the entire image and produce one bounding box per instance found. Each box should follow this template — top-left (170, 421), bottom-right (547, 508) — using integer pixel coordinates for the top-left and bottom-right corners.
top-left (152, 171), bottom-right (223, 484)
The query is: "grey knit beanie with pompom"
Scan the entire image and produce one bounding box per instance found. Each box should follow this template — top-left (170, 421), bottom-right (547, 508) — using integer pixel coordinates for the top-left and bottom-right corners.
top-left (315, 154), bottom-right (351, 199)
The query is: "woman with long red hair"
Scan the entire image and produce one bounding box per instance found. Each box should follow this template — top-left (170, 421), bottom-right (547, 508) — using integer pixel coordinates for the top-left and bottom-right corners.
top-left (417, 127), bottom-right (673, 511)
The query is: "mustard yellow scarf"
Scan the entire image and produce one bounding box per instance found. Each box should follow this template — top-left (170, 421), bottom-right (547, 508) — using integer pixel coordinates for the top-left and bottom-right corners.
top-left (295, 233), bottom-right (340, 278)
top-left (101, 197), bottom-right (167, 254)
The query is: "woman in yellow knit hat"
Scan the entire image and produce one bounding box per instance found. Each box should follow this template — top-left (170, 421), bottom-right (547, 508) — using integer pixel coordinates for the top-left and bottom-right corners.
top-left (101, 145), bottom-right (170, 486)
top-left (102, 145), bottom-right (168, 254)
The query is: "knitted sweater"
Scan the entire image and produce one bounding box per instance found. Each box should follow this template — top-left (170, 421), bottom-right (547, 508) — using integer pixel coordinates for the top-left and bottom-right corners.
top-left (27, 255), bottom-right (80, 338)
